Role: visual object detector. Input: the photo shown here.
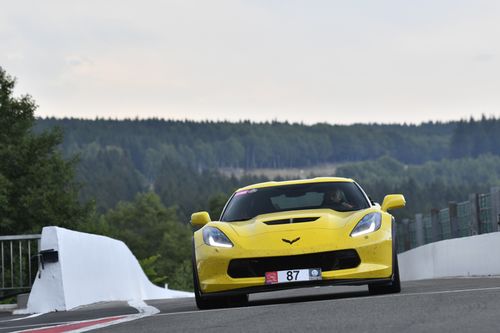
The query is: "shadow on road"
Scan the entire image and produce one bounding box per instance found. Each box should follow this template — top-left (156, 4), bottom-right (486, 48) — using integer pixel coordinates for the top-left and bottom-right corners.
top-left (248, 289), bottom-right (370, 307)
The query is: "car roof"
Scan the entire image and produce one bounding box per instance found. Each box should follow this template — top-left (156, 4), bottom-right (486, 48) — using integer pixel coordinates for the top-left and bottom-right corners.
top-left (237, 177), bottom-right (354, 191)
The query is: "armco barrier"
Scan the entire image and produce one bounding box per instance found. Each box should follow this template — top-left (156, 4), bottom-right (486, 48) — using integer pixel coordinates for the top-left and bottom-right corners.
top-left (398, 231), bottom-right (500, 281)
top-left (24, 227), bottom-right (192, 313)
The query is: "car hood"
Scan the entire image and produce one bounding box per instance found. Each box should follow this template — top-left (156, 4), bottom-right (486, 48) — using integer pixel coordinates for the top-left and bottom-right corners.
top-left (203, 208), bottom-right (383, 252)
top-left (222, 209), bottom-right (366, 237)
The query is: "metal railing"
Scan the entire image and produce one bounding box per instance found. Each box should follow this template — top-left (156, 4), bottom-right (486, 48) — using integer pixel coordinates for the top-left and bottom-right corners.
top-left (423, 215), bottom-right (433, 244)
top-left (0, 234), bottom-right (41, 291)
top-left (439, 208), bottom-right (451, 240)
top-left (479, 193), bottom-right (492, 233)
top-left (457, 201), bottom-right (472, 237)
top-left (397, 187), bottom-right (500, 253)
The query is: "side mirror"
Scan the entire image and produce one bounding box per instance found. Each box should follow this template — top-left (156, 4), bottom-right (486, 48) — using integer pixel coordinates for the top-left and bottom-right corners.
top-left (381, 194), bottom-right (406, 212)
top-left (191, 211), bottom-right (211, 228)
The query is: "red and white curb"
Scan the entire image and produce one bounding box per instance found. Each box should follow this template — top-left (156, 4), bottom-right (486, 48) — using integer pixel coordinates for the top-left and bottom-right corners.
top-left (10, 301), bottom-right (159, 333)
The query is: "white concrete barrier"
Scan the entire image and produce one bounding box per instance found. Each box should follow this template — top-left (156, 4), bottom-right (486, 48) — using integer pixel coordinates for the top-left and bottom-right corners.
top-left (399, 231), bottom-right (500, 281)
top-left (26, 227), bottom-right (192, 313)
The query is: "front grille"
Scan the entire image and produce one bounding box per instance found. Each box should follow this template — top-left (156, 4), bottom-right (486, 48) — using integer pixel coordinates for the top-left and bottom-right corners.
top-left (263, 217), bottom-right (319, 225)
top-left (227, 249), bottom-right (361, 278)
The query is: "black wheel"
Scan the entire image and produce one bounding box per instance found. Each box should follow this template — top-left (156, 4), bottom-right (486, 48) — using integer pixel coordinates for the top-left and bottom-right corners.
top-left (368, 252), bottom-right (401, 294)
top-left (192, 254), bottom-right (248, 309)
top-left (369, 220), bottom-right (401, 295)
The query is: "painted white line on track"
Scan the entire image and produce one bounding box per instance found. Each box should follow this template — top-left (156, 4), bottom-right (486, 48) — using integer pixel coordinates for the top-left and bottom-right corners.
top-left (127, 300), bottom-right (160, 316)
top-left (5, 301), bottom-right (161, 333)
top-left (67, 301), bottom-right (160, 333)
top-left (0, 321), bottom-right (73, 331)
top-left (154, 286), bottom-right (500, 317)
top-left (7, 317), bottom-right (123, 333)
top-left (0, 313), bottom-right (44, 323)
top-left (397, 286), bottom-right (500, 297)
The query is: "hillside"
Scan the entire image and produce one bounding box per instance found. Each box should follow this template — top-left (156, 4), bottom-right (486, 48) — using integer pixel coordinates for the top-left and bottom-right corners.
top-left (34, 117), bottom-right (500, 219)
top-left (35, 118), bottom-right (455, 172)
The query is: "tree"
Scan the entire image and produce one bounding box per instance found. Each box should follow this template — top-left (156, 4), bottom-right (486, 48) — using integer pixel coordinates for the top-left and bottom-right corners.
top-left (0, 67), bottom-right (90, 234)
top-left (93, 192), bottom-right (193, 290)
top-left (0, 174), bottom-right (10, 221)
top-left (77, 147), bottom-right (145, 212)
top-left (208, 193), bottom-right (227, 220)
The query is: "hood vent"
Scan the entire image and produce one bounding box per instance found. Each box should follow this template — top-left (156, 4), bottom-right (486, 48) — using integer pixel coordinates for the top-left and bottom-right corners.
top-left (263, 217), bottom-right (319, 225)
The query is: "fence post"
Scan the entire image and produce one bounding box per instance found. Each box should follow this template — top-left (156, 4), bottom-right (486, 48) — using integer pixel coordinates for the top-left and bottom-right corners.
top-left (490, 187), bottom-right (500, 232)
top-left (469, 193), bottom-right (480, 235)
top-left (414, 213), bottom-right (424, 247)
top-left (449, 202), bottom-right (459, 238)
top-left (430, 208), bottom-right (440, 242)
top-left (402, 218), bottom-right (410, 251)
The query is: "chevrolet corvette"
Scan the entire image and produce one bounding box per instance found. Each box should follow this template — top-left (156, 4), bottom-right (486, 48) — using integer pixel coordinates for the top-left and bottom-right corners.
top-left (191, 177), bottom-right (405, 309)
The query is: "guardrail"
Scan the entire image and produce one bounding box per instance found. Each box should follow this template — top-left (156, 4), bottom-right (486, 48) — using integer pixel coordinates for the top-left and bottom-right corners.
top-left (397, 187), bottom-right (500, 253)
top-left (0, 234), bottom-right (41, 293)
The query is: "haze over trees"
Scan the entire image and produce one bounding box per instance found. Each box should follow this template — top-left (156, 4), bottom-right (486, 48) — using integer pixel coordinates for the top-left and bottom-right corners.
top-left (36, 118), bottom-right (454, 172)
top-left (34, 116), bottom-right (500, 220)
top-left (449, 117), bottom-right (500, 158)
top-left (336, 154), bottom-right (500, 219)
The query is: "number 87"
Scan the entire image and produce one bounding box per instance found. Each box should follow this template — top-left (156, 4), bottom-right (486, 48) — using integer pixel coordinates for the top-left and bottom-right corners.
top-left (286, 270), bottom-right (299, 281)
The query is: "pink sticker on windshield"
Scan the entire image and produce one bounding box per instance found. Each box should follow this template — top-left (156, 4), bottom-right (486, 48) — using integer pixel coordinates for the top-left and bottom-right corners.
top-left (235, 190), bottom-right (250, 196)
top-left (235, 189), bottom-right (257, 196)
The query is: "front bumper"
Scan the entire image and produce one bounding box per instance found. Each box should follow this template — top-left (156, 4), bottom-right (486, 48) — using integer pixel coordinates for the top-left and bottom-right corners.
top-left (194, 227), bottom-right (393, 294)
top-left (198, 277), bottom-right (393, 298)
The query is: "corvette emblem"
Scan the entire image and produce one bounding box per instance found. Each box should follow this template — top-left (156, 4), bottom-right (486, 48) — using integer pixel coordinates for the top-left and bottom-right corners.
top-left (282, 237), bottom-right (300, 245)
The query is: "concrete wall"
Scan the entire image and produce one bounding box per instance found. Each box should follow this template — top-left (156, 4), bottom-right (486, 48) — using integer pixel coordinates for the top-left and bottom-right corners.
top-left (399, 231), bottom-right (500, 281)
top-left (26, 227), bottom-right (192, 313)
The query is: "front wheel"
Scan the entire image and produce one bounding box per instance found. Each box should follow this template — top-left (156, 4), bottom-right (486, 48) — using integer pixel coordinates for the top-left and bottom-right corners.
top-left (369, 221), bottom-right (401, 295)
top-left (192, 258), bottom-right (248, 309)
top-left (368, 252), bottom-right (401, 294)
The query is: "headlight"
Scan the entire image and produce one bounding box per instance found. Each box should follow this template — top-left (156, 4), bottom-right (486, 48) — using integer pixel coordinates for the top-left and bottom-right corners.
top-left (350, 213), bottom-right (382, 237)
top-left (203, 227), bottom-right (233, 248)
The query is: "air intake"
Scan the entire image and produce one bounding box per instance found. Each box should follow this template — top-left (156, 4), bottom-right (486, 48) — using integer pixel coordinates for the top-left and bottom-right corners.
top-left (228, 249), bottom-right (361, 278)
top-left (263, 217), bottom-right (319, 225)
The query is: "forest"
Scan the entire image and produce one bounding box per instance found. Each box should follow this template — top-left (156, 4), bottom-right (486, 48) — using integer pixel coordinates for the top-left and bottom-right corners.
top-left (35, 117), bottom-right (455, 172)
top-left (33, 116), bottom-right (500, 218)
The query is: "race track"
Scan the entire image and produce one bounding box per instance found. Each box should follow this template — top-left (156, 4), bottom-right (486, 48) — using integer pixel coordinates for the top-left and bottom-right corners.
top-left (1, 278), bottom-right (500, 332)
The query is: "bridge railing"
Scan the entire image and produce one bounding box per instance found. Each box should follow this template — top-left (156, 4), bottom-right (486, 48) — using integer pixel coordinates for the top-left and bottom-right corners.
top-left (0, 234), bottom-right (41, 293)
top-left (397, 187), bottom-right (500, 253)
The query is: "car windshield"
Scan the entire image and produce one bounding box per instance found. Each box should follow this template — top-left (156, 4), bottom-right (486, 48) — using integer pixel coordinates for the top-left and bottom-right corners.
top-left (220, 182), bottom-right (370, 222)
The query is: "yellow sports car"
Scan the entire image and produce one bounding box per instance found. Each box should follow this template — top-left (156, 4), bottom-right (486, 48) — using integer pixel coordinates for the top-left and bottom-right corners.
top-left (191, 177), bottom-right (405, 309)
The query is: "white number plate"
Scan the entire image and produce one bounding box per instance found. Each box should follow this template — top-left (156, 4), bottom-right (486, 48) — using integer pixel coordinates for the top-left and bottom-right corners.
top-left (265, 268), bottom-right (322, 284)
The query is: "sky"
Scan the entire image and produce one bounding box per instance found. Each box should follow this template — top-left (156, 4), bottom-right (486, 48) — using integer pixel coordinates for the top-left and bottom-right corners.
top-left (1, 0), bottom-right (500, 125)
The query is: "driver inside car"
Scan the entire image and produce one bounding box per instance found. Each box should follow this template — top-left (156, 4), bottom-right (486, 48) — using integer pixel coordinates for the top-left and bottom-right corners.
top-left (323, 188), bottom-right (354, 210)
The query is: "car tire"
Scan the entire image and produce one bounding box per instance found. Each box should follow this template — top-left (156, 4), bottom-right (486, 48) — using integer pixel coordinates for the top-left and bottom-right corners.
top-left (368, 221), bottom-right (401, 295)
top-left (192, 252), bottom-right (248, 309)
top-left (368, 252), bottom-right (401, 294)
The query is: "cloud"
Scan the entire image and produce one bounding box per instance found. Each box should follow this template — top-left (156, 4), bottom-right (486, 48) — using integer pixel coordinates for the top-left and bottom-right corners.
top-left (1, 0), bottom-right (500, 124)
top-left (472, 53), bottom-right (496, 63)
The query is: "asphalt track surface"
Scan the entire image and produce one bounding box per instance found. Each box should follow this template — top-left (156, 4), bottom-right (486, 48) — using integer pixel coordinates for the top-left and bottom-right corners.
top-left (1, 278), bottom-right (500, 332)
